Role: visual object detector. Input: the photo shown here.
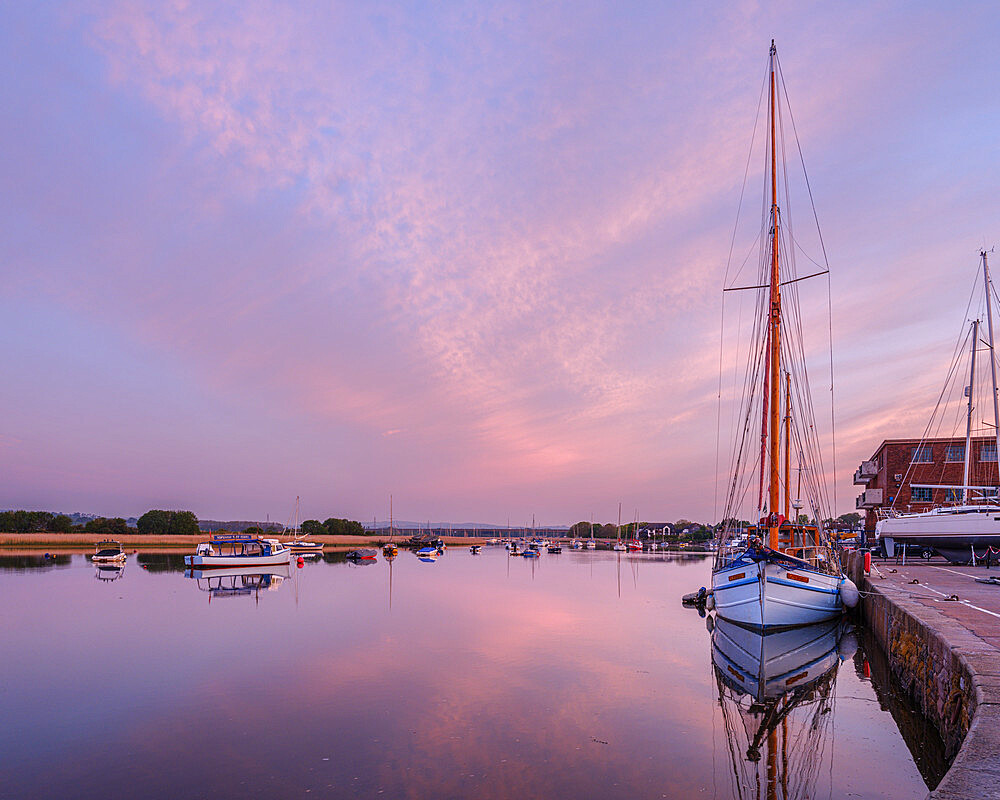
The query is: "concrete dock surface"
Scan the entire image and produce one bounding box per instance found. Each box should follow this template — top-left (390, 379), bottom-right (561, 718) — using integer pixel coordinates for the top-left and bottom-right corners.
top-left (857, 556), bottom-right (1000, 799)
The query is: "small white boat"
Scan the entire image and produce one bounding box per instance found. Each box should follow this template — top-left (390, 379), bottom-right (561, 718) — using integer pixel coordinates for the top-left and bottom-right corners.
top-left (586, 540), bottom-right (596, 549)
top-left (92, 540), bottom-right (127, 563)
top-left (283, 539), bottom-right (323, 554)
top-left (570, 539), bottom-right (582, 549)
top-left (184, 534), bottom-right (290, 568)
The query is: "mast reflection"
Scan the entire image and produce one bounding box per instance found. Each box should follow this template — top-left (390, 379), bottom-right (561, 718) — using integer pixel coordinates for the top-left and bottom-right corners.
top-left (712, 617), bottom-right (850, 799)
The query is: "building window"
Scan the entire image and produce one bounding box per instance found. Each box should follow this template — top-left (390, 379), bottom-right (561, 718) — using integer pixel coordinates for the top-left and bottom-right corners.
top-left (911, 487), bottom-right (933, 502)
top-left (946, 444), bottom-right (965, 462)
top-left (982, 443), bottom-right (998, 462)
top-left (912, 445), bottom-right (933, 463)
top-left (945, 488), bottom-right (963, 502)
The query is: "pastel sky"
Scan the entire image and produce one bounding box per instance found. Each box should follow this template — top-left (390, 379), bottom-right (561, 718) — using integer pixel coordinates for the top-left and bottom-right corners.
top-left (2, 1), bottom-right (999, 526)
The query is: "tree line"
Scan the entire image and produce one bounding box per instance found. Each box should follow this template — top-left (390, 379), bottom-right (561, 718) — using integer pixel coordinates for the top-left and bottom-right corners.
top-left (296, 518), bottom-right (365, 537)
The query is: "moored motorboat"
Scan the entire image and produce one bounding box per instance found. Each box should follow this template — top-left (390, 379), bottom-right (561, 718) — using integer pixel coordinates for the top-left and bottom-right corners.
top-left (470, 544), bottom-right (482, 554)
top-left (346, 548), bottom-right (378, 560)
top-left (185, 534), bottom-right (290, 568)
top-left (546, 544), bottom-right (562, 553)
top-left (92, 540), bottom-right (126, 563)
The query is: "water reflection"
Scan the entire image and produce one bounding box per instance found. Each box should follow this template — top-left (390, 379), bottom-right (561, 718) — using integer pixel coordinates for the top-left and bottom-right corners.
top-left (711, 618), bottom-right (845, 799)
top-left (0, 550), bottom-right (940, 800)
top-left (184, 566), bottom-right (290, 602)
top-left (94, 562), bottom-right (125, 582)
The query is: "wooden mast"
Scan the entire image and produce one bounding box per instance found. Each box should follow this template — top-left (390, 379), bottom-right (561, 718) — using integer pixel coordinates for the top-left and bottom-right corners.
top-left (784, 371), bottom-right (791, 523)
top-left (767, 40), bottom-right (782, 550)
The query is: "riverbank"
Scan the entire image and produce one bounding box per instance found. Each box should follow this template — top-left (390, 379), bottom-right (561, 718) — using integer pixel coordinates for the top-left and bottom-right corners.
top-left (842, 550), bottom-right (1000, 799)
top-left (0, 533), bottom-right (490, 549)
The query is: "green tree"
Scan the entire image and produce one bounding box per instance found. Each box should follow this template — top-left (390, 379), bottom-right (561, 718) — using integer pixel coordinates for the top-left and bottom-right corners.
top-left (323, 518), bottom-right (365, 536)
top-left (85, 517), bottom-right (129, 535)
top-left (47, 514), bottom-right (73, 533)
top-left (300, 519), bottom-right (326, 536)
top-left (836, 512), bottom-right (862, 528)
top-left (170, 511), bottom-right (199, 535)
top-left (137, 509), bottom-right (199, 535)
top-left (137, 510), bottom-right (171, 536)
top-left (243, 526), bottom-right (264, 535)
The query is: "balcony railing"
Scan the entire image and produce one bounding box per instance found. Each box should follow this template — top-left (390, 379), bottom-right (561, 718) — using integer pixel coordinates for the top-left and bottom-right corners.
top-left (853, 460), bottom-right (877, 485)
top-left (855, 488), bottom-right (884, 509)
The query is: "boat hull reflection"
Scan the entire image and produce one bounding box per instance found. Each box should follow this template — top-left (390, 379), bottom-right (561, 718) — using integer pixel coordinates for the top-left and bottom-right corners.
top-left (185, 565), bottom-right (290, 600)
top-left (712, 616), bottom-right (847, 797)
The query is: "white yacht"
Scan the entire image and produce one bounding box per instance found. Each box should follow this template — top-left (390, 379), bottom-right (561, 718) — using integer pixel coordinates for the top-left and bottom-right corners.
top-left (877, 251), bottom-right (1000, 564)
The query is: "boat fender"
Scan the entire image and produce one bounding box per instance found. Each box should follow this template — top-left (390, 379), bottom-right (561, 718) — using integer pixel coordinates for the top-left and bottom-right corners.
top-left (864, 551), bottom-right (871, 575)
top-left (705, 593), bottom-right (715, 611)
top-left (839, 577), bottom-right (860, 608)
top-left (297, 557), bottom-right (304, 568)
top-left (696, 586), bottom-right (707, 604)
top-left (837, 630), bottom-right (859, 660)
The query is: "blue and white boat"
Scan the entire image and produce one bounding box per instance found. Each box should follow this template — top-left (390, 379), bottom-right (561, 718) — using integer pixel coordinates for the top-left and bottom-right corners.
top-left (185, 534), bottom-right (290, 569)
top-left (711, 42), bottom-right (856, 630)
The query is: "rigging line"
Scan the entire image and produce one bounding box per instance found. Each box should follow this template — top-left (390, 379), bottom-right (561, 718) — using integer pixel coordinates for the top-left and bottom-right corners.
top-left (723, 269), bottom-right (829, 291)
top-left (724, 61), bottom-right (771, 287)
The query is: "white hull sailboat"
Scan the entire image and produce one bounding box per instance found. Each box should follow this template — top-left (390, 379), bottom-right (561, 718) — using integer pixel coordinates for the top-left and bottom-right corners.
top-left (876, 251), bottom-right (1000, 564)
top-left (712, 42), bottom-right (855, 630)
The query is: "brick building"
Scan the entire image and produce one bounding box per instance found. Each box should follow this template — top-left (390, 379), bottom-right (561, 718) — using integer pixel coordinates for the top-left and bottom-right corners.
top-left (855, 437), bottom-right (1000, 534)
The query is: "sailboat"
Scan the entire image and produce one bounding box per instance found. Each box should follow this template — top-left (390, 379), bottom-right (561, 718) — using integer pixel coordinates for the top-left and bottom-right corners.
top-left (612, 503), bottom-right (626, 551)
top-left (712, 42), bottom-right (856, 629)
top-left (586, 515), bottom-right (597, 549)
top-left (281, 496), bottom-right (323, 554)
top-left (876, 250), bottom-right (1000, 563)
top-left (382, 496), bottom-right (398, 558)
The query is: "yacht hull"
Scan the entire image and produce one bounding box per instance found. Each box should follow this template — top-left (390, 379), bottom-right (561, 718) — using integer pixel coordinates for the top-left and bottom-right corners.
top-left (184, 552), bottom-right (290, 568)
top-left (877, 508), bottom-right (1000, 563)
top-left (712, 557), bottom-right (844, 630)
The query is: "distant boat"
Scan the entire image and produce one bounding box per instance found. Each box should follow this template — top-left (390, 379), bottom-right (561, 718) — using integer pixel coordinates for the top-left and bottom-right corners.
top-left (92, 540), bottom-right (126, 563)
top-left (522, 548), bottom-right (540, 558)
top-left (570, 539), bottom-right (582, 549)
top-left (346, 548), bottom-right (378, 560)
top-left (281, 495), bottom-right (324, 554)
top-left (613, 504), bottom-right (626, 551)
top-left (470, 544), bottom-right (482, 554)
top-left (383, 496), bottom-right (399, 557)
top-left (185, 534), bottom-right (290, 569)
top-left (546, 544), bottom-right (562, 553)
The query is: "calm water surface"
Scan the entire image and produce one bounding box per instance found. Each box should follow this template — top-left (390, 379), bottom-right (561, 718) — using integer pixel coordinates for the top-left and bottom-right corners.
top-left (1, 549), bottom-right (942, 799)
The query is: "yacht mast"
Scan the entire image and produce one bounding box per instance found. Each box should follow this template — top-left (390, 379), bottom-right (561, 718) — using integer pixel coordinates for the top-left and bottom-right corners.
top-left (982, 250), bottom-right (1000, 493)
top-left (964, 319), bottom-right (979, 503)
top-left (767, 40), bottom-right (783, 549)
top-left (784, 372), bottom-right (791, 521)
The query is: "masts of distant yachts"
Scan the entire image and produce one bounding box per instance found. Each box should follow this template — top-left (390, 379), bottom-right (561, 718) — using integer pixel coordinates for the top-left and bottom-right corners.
top-left (711, 41), bottom-right (855, 629)
top-left (876, 249), bottom-right (1000, 564)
